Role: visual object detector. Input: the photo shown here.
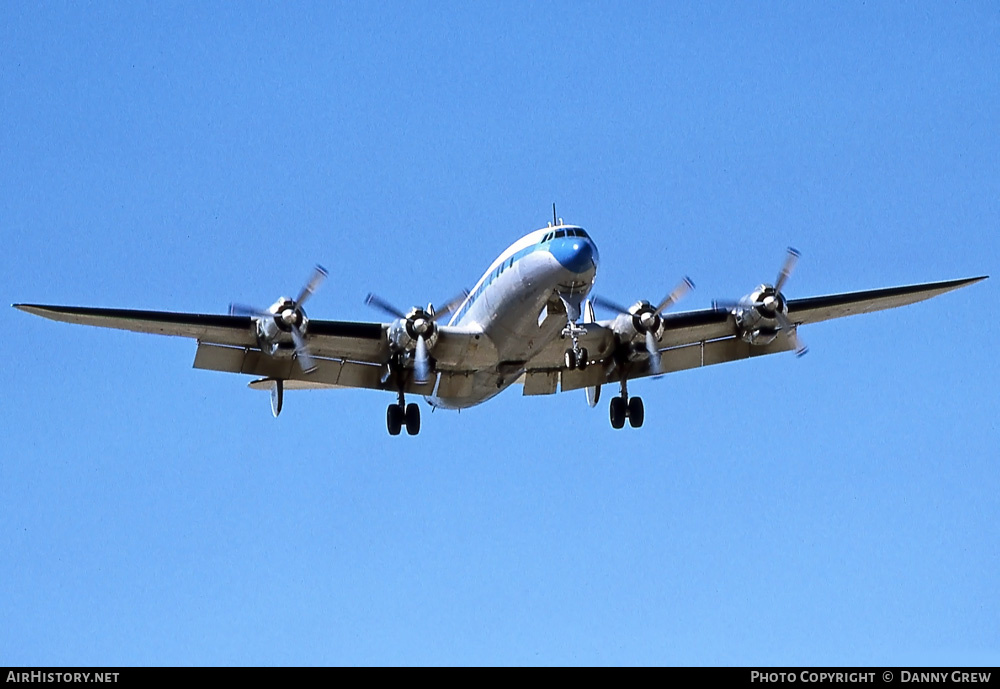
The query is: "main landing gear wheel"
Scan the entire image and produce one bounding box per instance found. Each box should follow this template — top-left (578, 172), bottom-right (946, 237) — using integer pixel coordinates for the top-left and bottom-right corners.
top-left (609, 396), bottom-right (626, 429)
top-left (387, 403), bottom-right (403, 436)
top-left (386, 402), bottom-right (422, 436)
top-left (609, 395), bottom-right (644, 429)
top-left (404, 402), bottom-right (421, 436)
top-left (627, 396), bottom-right (644, 428)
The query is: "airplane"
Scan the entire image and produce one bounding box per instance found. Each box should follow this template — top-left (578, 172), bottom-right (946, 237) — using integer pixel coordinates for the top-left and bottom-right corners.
top-left (13, 212), bottom-right (986, 435)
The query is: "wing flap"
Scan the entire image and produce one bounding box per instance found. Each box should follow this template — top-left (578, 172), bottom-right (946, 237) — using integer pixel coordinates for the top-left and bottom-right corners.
top-left (193, 342), bottom-right (440, 394)
top-left (559, 334), bottom-right (795, 392)
top-left (523, 370), bottom-right (560, 396)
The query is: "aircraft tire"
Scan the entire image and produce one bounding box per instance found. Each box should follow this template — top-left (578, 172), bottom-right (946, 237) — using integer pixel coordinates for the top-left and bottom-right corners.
top-left (405, 403), bottom-right (421, 436)
top-left (387, 404), bottom-right (403, 436)
top-left (610, 396), bottom-right (627, 429)
top-left (627, 396), bottom-right (644, 428)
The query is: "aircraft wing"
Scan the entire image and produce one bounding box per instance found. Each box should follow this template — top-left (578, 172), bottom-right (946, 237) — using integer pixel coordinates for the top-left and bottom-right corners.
top-left (12, 303), bottom-right (482, 395)
top-left (653, 275), bottom-right (987, 348)
top-left (12, 303), bottom-right (386, 358)
top-left (541, 276), bottom-right (986, 394)
top-left (785, 276), bottom-right (986, 324)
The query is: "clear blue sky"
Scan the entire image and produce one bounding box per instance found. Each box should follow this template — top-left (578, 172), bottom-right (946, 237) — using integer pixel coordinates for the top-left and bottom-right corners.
top-left (2, 2), bottom-right (997, 666)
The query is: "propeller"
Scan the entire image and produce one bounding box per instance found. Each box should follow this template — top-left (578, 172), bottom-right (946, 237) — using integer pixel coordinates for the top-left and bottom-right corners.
top-left (713, 248), bottom-right (807, 357)
top-left (774, 247), bottom-right (799, 293)
top-left (775, 310), bottom-right (808, 357)
top-left (365, 289), bottom-right (469, 323)
top-left (364, 290), bottom-right (469, 383)
top-left (364, 293), bottom-right (406, 320)
top-left (230, 265), bottom-right (328, 373)
top-left (592, 276), bottom-right (694, 371)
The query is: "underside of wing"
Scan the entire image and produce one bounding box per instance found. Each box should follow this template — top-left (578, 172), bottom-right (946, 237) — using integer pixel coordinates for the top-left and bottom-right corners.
top-left (786, 276), bottom-right (986, 324)
top-left (14, 304), bottom-right (259, 347)
top-left (656, 308), bottom-right (733, 347)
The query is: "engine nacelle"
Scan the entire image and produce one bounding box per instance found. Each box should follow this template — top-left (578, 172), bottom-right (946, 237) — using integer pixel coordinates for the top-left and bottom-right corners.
top-left (387, 307), bottom-right (440, 354)
top-left (609, 300), bottom-right (664, 344)
top-left (229, 264), bottom-right (328, 374)
top-left (734, 284), bottom-right (787, 346)
top-left (255, 297), bottom-right (311, 357)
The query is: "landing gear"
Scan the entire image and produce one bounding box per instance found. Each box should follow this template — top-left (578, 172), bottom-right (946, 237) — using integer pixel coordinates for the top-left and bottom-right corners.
top-left (386, 391), bottom-right (421, 436)
top-left (627, 396), bottom-right (644, 428)
top-left (562, 321), bottom-right (589, 371)
top-left (563, 347), bottom-right (589, 370)
top-left (608, 379), bottom-right (644, 429)
top-left (609, 395), bottom-right (626, 429)
top-left (404, 402), bottom-right (420, 435)
top-left (387, 403), bottom-right (403, 436)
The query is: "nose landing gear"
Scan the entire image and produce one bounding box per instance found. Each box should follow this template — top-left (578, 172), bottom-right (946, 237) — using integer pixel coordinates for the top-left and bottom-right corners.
top-left (562, 321), bottom-right (589, 371)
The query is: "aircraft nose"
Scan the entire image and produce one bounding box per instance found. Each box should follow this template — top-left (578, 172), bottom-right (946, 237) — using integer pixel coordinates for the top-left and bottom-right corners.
top-left (550, 237), bottom-right (596, 274)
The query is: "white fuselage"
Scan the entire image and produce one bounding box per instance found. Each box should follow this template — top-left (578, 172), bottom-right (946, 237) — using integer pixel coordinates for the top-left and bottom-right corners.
top-left (427, 225), bottom-right (599, 409)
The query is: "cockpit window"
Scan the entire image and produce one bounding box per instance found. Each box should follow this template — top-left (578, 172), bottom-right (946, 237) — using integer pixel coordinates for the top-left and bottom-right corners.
top-left (541, 228), bottom-right (589, 243)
